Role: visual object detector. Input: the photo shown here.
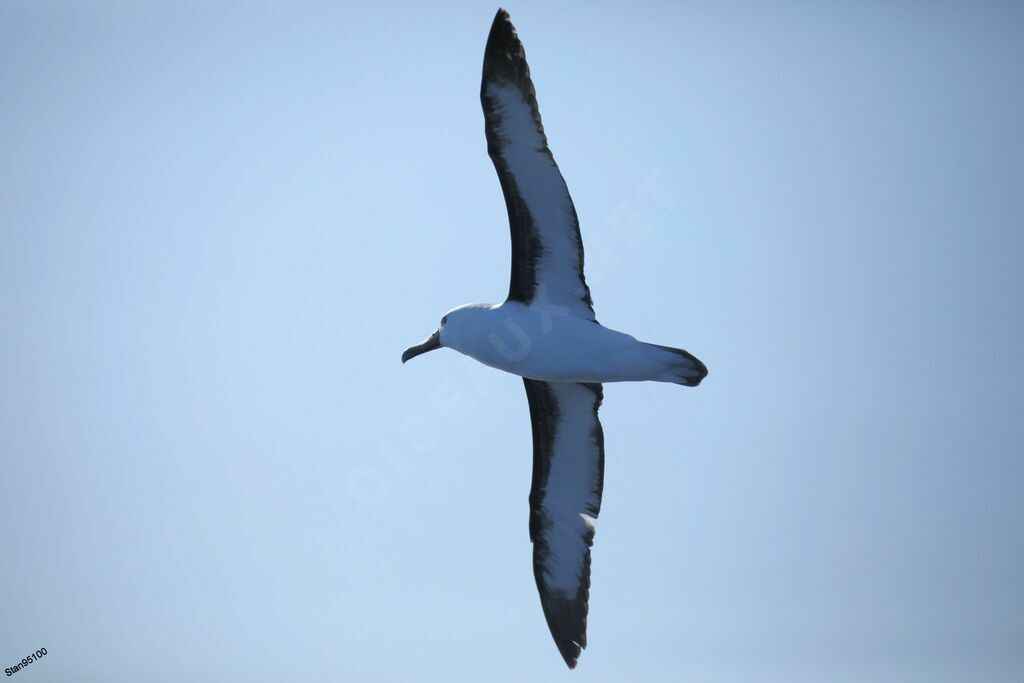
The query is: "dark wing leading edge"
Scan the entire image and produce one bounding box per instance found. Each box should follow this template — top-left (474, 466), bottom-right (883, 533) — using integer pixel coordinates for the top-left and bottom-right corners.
top-left (523, 379), bottom-right (605, 669)
top-left (481, 9), bottom-right (596, 321)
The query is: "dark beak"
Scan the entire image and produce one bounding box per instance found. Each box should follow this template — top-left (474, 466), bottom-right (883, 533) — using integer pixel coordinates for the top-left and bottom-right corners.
top-left (401, 330), bottom-right (442, 363)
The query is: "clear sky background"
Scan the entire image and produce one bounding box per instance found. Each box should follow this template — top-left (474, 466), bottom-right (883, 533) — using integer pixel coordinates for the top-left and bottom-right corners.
top-left (2, 2), bottom-right (1022, 681)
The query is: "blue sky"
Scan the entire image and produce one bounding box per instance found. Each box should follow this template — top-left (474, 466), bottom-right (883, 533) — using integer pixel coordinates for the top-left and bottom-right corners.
top-left (2, 2), bottom-right (1022, 681)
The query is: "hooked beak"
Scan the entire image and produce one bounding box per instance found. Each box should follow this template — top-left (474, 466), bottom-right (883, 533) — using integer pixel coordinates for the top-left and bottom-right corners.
top-left (401, 330), bottom-right (442, 363)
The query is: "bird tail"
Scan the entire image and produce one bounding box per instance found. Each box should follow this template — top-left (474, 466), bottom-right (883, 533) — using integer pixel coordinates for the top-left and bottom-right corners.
top-left (646, 343), bottom-right (708, 387)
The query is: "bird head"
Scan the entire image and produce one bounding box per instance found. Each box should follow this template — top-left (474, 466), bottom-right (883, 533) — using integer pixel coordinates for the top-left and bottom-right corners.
top-left (401, 304), bottom-right (492, 363)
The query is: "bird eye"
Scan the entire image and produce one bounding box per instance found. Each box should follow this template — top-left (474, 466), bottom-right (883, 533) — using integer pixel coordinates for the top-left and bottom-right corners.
top-left (441, 315), bottom-right (448, 325)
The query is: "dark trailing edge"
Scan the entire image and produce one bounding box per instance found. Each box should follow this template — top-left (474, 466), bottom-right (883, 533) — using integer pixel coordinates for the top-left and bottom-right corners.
top-left (481, 9), bottom-right (596, 320)
top-left (523, 378), bottom-right (605, 669)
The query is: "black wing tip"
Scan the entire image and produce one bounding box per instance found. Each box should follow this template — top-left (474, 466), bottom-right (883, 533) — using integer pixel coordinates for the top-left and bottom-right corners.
top-left (488, 8), bottom-right (516, 46)
top-left (482, 7), bottom-right (528, 85)
top-left (540, 591), bottom-right (589, 669)
top-left (485, 8), bottom-right (518, 51)
top-left (537, 549), bottom-right (595, 670)
top-left (560, 643), bottom-right (582, 670)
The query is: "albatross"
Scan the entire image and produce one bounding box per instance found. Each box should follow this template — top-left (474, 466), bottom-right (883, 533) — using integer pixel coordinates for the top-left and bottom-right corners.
top-left (402, 8), bottom-right (708, 669)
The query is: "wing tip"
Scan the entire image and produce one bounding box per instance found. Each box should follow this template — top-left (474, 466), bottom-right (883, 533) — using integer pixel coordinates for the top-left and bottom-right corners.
top-left (537, 554), bottom-right (594, 670)
top-left (539, 589), bottom-right (590, 670)
top-left (560, 643), bottom-right (582, 670)
top-left (488, 8), bottom-right (515, 45)
top-left (483, 7), bottom-right (527, 83)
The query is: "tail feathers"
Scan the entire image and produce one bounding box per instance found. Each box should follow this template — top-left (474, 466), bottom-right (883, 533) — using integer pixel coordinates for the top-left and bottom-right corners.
top-left (649, 343), bottom-right (708, 387)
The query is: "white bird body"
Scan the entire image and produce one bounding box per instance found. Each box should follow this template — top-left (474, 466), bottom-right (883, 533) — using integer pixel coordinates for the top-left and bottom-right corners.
top-left (440, 302), bottom-right (704, 385)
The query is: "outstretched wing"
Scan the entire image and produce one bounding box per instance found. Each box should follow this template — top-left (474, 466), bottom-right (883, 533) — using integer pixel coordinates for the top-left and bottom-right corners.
top-left (523, 378), bottom-right (605, 669)
top-left (481, 9), bottom-right (596, 321)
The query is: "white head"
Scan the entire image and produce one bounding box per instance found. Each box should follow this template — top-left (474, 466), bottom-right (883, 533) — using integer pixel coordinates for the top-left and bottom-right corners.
top-left (401, 303), bottom-right (495, 363)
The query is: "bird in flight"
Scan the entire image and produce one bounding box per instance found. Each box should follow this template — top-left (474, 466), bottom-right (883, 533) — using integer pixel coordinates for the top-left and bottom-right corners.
top-left (402, 8), bottom-right (707, 669)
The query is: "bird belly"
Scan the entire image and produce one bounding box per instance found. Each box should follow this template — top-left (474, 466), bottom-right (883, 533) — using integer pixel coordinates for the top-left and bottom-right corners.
top-left (457, 306), bottom-right (667, 383)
